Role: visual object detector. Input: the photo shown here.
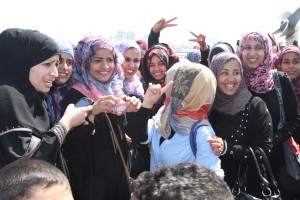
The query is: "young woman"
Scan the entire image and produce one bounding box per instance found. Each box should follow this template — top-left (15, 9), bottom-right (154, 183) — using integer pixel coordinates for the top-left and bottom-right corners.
top-left (115, 40), bottom-right (144, 99)
top-left (208, 52), bottom-right (273, 198)
top-left (47, 41), bottom-right (74, 126)
top-left (237, 32), bottom-right (300, 199)
top-left (0, 28), bottom-right (91, 170)
top-left (141, 61), bottom-right (224, 178)
top-left (62, 35), bottom-right (169, 200)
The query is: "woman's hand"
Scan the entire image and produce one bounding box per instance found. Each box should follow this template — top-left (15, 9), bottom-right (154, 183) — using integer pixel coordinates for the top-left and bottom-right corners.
top-left (142, 81), bottom-right (173, 108)
top-left (207, 135), bottom-right (225, 156)
top-left (189, 31), bottom-right (208, 51)
top-left (152, 17), bottom-right (177, 33)
top-left (60, 103), bottom-right (93, 132)
top-left (124, 96), bottom-right (142, 113)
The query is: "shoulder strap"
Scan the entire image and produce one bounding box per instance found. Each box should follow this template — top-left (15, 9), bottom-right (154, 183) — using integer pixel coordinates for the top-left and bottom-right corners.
top-left (0, 127), bottom-right (42, 158)
top-left (189, 120), bottom-right (208, 157)
top-left (272, 70), bottom-right (286, 129)
top-left (104, 113), bottom-right (132, 183)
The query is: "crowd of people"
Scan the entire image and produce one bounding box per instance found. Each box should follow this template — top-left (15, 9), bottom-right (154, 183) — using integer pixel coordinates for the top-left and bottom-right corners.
top-left (0, 16), bottom-right (300, 200)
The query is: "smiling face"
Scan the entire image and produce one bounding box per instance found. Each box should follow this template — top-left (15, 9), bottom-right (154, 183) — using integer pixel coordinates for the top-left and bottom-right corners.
top-left (217, 59), bottom-right (242, 95)
top-left (241, 40), bottom-right (265, 69)
top-left (280, 52), bottom-right (300, 80)
top-left (148, 55), bottom-right (167, 81)
top-left (121, 48), bottom-right (141, 80)
top-left (90, 49), bottom-right (115, 83)
top-left (55, 52), bottom-right (73, 85)
top-left (29, 54), bottom-right (59, 93)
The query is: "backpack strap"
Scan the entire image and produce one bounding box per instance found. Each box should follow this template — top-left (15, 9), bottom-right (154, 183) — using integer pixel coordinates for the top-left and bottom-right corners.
top-left (189, 120), bottom-right (209, 157)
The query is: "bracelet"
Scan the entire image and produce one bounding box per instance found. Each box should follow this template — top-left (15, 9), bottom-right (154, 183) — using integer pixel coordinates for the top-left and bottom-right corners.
top-left (220, 139), bottom-right (227, 156)
top-left (50, 122), bottom-right (67, 146)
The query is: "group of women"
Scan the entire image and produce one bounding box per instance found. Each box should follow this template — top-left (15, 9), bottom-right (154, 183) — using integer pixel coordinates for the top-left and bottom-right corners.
top-left (0, 16), bottom-right (300, 200)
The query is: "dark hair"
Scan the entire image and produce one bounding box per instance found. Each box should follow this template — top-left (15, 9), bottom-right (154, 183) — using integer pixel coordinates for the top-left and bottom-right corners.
top-left (130, 162), bottom-right (233, 200)
top-left (0, 158), bottom-right (70, 200)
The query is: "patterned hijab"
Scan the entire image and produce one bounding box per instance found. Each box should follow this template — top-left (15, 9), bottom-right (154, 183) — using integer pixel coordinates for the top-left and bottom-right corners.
top-left (274, 45), bottom-right (300, 108)
top-left (156, 62), bottom-right (216, 139)
top-left (236, 32), bottom-right (275, 94)
top-left (210, 52), bottom-right (252, 115)
top-left (142, 43), bottom-right (179, 87)
top-left (71, 36), bottom-right (125, 101)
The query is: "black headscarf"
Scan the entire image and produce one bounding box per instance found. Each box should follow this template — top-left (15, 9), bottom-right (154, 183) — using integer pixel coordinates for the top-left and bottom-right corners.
top-left (0, 28), bottom-right (59, 132)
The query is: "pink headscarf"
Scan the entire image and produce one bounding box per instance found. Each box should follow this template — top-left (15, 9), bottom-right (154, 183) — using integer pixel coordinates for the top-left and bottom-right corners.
top-left (236, 32), bottom-right (275, 94)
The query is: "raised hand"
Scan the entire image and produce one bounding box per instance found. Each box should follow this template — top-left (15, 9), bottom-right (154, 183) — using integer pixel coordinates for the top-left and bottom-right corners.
top-left (143, 81), bottom-right (174, 108)
top-left (152, 17), bottom-right (178, 33)
top-left (189, 31), bottom-right (208, 51)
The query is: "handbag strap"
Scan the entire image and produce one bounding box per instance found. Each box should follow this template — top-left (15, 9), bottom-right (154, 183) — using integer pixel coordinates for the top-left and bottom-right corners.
top-left (248, 147), bottom-right (273, 197)
top-left (0, 127), bottom-right (42, 158)
top-left (104, 113), bottom-right (132, 183)
top-left (257, 147), bottom-right (281, 195)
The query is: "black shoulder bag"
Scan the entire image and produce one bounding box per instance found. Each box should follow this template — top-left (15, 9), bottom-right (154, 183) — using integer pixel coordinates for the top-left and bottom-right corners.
top-left (232, 147), bottom-right (281, 200)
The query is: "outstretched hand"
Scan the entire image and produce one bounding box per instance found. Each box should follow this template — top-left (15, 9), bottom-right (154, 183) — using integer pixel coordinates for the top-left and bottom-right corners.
top-left (152, 17), bottom-right (178, 33)
top-left (142, 81), bottom-right (174, 108)
top-left (189, 31), bottom-right (208, 50)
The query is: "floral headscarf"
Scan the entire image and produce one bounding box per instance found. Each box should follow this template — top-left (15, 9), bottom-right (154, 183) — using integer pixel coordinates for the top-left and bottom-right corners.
top-left (156, 62), bottom-right (216, 139)
top-left (210, 52), bottom-right (252, 115)
top-left (236, 32), bottom-right (275, 94)
top-left (71, 36), bottom-right (125, 101)
top-left (274, 45), bottom-right (300, 109)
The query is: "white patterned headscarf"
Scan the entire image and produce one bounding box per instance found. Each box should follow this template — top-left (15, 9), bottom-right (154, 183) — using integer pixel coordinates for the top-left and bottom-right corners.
top-left (156, 62), bottom-right (216, 139)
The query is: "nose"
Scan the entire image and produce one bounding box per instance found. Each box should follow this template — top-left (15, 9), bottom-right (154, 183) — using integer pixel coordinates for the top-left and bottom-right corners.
top-left (59, 62), bottom-right (68, 70)
top-left (52, 65), bottom-right (59, 78)
top-left (288, 62), bottom-right (294, 69)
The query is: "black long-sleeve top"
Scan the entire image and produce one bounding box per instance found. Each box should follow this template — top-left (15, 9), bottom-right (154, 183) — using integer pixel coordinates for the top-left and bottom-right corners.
top-left (209, 96), bottom-right (273, 198)
top-left (62, 89), bottom-right (150, 200)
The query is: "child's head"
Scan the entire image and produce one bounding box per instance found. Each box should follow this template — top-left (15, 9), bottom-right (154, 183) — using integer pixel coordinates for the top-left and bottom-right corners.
top-left (0, 158), bottom-right (73, 200)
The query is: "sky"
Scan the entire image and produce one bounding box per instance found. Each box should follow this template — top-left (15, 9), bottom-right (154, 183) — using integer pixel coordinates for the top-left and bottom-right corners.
top-left (0, 0), bottom-right (299, 48)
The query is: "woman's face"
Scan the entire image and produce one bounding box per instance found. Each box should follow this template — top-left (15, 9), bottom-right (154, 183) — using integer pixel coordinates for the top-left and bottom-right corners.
top-left (29, 55), bottom-right (59, 93)
top-left (241, 40), bottom-right (265, 69)
top-left (148, 55), bottom-right (167, 81)
top-left (121, 48), bottom-right (141, 80)
top-left (90, 49), bottom-right (115, 83)
top-left (217, 59), bottom-right (242, 95)
top-left (280, 52), bottom-right (300, 80)
top-left (55, 52), bottom-right (73, 85)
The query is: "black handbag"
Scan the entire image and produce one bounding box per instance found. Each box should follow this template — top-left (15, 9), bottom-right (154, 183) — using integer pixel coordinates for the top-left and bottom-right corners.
top-left (128, 143), bottom-right (150, 179)
top-left (232, 147), bottom-right (281, 200)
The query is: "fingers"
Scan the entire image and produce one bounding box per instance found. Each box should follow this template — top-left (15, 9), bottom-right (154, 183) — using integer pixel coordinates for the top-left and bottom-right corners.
top-left (161, 81), bottom-right (174, 95)
top-left (166, 17), bottom-right (177, 23)
top-left (189, 31), bottom-right (197, 37)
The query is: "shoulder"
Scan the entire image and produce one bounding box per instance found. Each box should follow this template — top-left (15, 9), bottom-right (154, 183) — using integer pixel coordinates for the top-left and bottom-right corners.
top-left (64, 88), bottom-right (85, 105)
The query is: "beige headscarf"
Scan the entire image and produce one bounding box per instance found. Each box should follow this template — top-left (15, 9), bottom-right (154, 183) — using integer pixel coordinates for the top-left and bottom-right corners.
top-left (155, 61), bottom-right (217, 139)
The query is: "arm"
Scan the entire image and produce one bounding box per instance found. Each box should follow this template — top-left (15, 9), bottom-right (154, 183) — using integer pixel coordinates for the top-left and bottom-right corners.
top-left (273, 74), bottom-right (300, 145)
top-left (189, 32), bottom-right (209, 67)
top-left (208, 97), bottom-right (273, 163)
top-left (195, 126), bottom-right (224, 178)
top-left (148, 17), bottom-right (177, 48)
